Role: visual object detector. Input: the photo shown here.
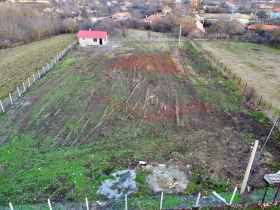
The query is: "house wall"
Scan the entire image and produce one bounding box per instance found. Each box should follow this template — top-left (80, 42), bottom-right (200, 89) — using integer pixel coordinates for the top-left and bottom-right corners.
top-left (79, 35), bottom-right (108, 47)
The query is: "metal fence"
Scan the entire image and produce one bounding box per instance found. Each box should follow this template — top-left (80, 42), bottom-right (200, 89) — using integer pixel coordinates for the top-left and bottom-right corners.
top-left (0, 41), bottom-right (77, 115)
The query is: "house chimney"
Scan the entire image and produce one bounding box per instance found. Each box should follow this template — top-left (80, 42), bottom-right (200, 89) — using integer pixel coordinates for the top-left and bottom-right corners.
top-left (89, 28), bottom-right (92, 31)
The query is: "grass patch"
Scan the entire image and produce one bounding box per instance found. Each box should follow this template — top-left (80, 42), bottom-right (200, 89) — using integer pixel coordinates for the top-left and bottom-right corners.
top-left (184, 40), bottom-right (201, 58)
top-left (163, 195), bottom-right (182, 208)
top-left (0, 34), bottom-right (75, 100)
top-left (251, 110), bottom-right (268, 123)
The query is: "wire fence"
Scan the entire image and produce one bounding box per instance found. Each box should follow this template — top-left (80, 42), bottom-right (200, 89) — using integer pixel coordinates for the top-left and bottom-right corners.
top-left (1, 187), bottom-right (279, 210)
top-left (0, 41), bottom-right (77, 115)
top-left (190, 39), bottom-right (280, 123)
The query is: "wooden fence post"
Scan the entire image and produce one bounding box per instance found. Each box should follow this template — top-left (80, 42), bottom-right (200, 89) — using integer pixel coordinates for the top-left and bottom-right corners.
top-left (258, 96), bottom-right (263, 106)
top-left (240, 140), bottom-right (259, 194)
top-left (267, 103), bottom-right (272, 115)
top-left (243, 83), bottom-right (247, 94)
top-left (238, 78), bottom-right (241, 86)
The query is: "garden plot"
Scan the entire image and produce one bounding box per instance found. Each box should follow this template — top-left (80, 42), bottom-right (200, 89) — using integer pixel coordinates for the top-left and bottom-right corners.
top-left (0, 42), bottom-right (279, 204)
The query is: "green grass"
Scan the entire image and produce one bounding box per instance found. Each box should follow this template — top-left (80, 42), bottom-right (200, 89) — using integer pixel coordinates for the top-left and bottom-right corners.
top-left (251, 110), bottom-right (268, 123)
top-left (162, 195), bottom-right (182, 208)
top-left (184, 40), bottom-right (201, 58)
top-left (0, 34), bottom-right (75, 100)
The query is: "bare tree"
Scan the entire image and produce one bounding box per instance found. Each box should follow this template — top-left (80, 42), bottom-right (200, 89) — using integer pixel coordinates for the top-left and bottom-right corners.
top-left (63, 18), bottom-right (79, 33)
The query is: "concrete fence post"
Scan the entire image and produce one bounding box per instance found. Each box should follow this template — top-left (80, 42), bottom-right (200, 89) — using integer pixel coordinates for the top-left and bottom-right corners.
top-left (85, 197), bottom-right (89, 210)
top-left (9, 202), bottom-right (14, 210)
top-left (28, 78), bottom-right (31, 87)
top-left (9, 93), bottom-right (13, 104)
top-left (38, 70), bottom-right (40, 78)
top-left (33, 74), bottom-right (36, 83)
top-left (48, 199), bottom-right (52, 210)
top-left (195, 192), bottom-right (201, 207)
top-left (0, 100), bottom-right (5, 113)
top-left (160, 191), bottom-right (164, 210)
top-left (17, 86), bottom-right (21, 97)
top-left (23, 82), bottom-right (26, 92)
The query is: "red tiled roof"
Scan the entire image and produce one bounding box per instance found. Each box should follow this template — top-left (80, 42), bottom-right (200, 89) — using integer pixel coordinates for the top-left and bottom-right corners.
top-left (247, 24), bottom-right (280, 31)
top-left (77, 30), bottom-right (108, 39)
top-left (273, 7), bottom-right (280, 12)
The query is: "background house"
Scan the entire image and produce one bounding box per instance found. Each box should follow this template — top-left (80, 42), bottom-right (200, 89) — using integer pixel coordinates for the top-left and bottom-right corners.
top-left (77, 30), bottom-right (108, 47)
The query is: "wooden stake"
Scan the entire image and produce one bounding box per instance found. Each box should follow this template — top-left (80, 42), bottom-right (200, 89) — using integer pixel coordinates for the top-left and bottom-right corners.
top-left (258, 96), bottom-right (263, 106)
top-left (17, 86), bottom-right (21, 97)
top-left (9, 93), bottom-right (13, 104)
top-left (160, 191), bottom-right (163, 210)
top-left (240, 140), bottom-right (259, 194)
top-left (0, 100), bottom-right (4, 113)
top-left (229, 186), bottom-right (237, 205)
top-left (195, 192), bottom-right (201, 207)
top-left (125, 194), bottom-right (128, 210)
top-left (85, 197), bottom-right (89, 210)
top-left (238, 78), bottom-right (241, 86)
top-left (243, 83), bottom-right (247, 94)
top-left (48, 199), bottom-right (52, 210)
top-left (9, 202), bottom-right (14, 210)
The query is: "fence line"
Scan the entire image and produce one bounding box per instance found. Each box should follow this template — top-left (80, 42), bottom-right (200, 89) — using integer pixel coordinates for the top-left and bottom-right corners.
top-left (0, 41), bottom-right (77, 115)
top-left (111, 36), bottom-right (179, 43)
top-left (190, 39), bottom-right (280, 123)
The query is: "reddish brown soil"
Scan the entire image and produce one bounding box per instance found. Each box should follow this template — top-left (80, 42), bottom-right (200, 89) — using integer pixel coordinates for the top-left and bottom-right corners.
top-left (112, 54), bottom-right (187, 75)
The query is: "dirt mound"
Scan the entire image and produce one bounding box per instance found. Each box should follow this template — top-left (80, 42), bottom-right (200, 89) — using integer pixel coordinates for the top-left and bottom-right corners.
top-left (112, 54), bottom-right (187, 75)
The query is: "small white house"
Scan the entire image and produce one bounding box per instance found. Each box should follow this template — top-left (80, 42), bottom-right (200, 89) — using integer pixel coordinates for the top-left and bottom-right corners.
top-left (77, 30), bottom-right (108, 47)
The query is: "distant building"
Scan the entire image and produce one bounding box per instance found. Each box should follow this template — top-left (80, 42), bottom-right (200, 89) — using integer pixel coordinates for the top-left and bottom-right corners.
top-left (120, 6), bottom-right (128, 11)
top-left (270, 7), bottom-right (280, 19)
top-left (247, 24), bottom-right (280, 32)
top-left (77, 30), bottom-right (108, 47)
top-left (112, 12), bottom-right (131, 20)
top-left (162, 6), bottom-right (172, 14)
top-left (124, 1), bottom-right (133, 7)
top-left (230, 13), bottom-right (251, 26)
top-left (144, 14), bottom-right (162, 24)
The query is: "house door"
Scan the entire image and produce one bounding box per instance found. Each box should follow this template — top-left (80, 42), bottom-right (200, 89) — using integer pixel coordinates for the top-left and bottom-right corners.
top-left (99, 39), bottom-right (103, 45)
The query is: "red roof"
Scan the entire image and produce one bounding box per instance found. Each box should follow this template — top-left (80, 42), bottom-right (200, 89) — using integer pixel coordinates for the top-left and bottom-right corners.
top-left (247, 24), bottom-right (280, 31)
top-left (273, 7), bottom-right (280, 12)
top-left (77, 30), bottom-right (108, 39)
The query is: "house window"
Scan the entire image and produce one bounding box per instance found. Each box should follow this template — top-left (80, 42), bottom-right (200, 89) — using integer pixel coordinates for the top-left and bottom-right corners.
top-left (83, 38), bottom-right (85, 40)
top-left (94, 38), bottom-right (97, 42)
